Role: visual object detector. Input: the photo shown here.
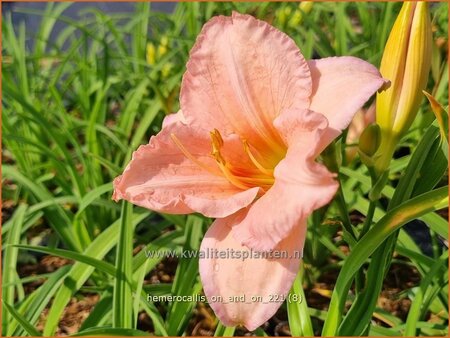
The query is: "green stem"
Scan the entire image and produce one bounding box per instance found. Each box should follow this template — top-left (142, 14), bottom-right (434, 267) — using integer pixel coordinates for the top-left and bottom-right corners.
top-left (321, 142), bottom-right (357, 246)
top-left (354, 200), bottom-right (377, 293)
top-left (335, 183), bottom-right (357, 247)
top-left (359, 201), bottom-right (377, 240)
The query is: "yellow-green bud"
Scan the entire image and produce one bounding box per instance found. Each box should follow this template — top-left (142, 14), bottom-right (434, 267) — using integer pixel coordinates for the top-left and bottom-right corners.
top-left (375, 2), bottom-right (432, 174)
top-left (158, 36), bottom-right (169, 57)
top-left (161, 63), bottom-right (173, 79)
top-left (299, 1), bottom-right (313, 14)
top-left (146, 42), bottom-right (156, 65)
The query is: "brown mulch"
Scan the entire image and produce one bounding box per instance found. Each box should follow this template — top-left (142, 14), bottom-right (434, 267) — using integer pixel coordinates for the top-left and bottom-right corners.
top-left (37, 294), bottom-right (100, 336)
top-left (18, 255), bottom-right (73, 294)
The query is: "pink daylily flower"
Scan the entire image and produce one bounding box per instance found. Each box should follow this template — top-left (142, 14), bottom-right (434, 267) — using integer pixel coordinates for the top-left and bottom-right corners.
top-left (113, 12), bottom-right (387, 330)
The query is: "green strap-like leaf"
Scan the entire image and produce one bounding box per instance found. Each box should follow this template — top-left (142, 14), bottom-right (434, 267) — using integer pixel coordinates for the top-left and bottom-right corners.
top-left (43, 211), bottom-right (149, 336)
top-left (404, 251), bottom-right (448, 336)
top-left (2, 204), bottom-right (27, 332)
top-left (11, 266), bottom-right (71, 336)
top-left (166, 215), bottom-right (204, 335)
top-left (71, 327), bottom-right (151, 336)
top-left (12, 245), bottom-right (116, 276)
top-left (2, 301), bottom-right (42, 337)
top-left (287, 262), bottom-right (314, 336)
top-left (322, 186), bottom-right (448, 336)
top-left (214, 322), bottom-right (236, 337)
top-left (113, 201), bottom-right (134, 328)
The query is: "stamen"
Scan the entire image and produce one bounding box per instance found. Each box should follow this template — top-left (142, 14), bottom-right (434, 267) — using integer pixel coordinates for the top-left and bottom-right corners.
top-left (242, 139), bottom-right (274, 176)
top-left (170, 133), bottom-right (218, 176)
top-left (208, 129), bottom-right (275, 191)
top-left (210, 129), bottom-right (225, 165)
top-left (209, 129), bottom-right (249, 190)
top-left (237, 176), bottom-right (275, 185)
top-left (216, 161), bottom-right (252, 190)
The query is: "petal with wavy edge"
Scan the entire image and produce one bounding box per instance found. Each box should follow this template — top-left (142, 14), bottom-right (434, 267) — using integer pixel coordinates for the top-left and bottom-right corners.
top-left (232, 109), bottom-right (338, 251)
top-left (200, 210), bottom-right (304, 331)
top-left (308, 56), bottom-right (388, 149)
top-left (181, 11), bottom-right (311, 159)
top-left (113, 122), bottom-right (259, 218)
top-left (161, 110), bottom-right (187, 129)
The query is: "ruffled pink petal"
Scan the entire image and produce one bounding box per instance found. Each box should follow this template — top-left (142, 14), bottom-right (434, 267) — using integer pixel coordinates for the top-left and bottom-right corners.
top-left (199, 210), bottom-right (305, 331)
top-left (181, 11), bottom-right (312, 157)
top-left (232, 109), bottom-right (338, 251)
top-left (161, 110), bottom-right (186, 128)
top-left (113, 122), bottom-right (259, 218)
top-left (308, 56), bottom-right (388, 149)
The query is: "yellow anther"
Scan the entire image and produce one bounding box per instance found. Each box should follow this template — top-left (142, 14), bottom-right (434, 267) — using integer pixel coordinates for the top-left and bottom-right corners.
top-left (210, 129), bottom-right (224, 147)
top-left (210, 129), bottom-right (226, 165)
top-left (207, 129), bottom-right (249, 190)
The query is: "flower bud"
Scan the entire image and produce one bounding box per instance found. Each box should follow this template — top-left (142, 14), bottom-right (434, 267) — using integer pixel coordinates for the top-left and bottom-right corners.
top-left (146, 42), bottom-right (156, 65)
top-left (375, 2), bottom-right (432, 174)
top-left (299, 1), bottom-right (313, 14)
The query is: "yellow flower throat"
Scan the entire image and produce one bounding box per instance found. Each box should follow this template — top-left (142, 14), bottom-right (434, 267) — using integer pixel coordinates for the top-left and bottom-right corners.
top-left (171, 129), bottom-right (275, 191)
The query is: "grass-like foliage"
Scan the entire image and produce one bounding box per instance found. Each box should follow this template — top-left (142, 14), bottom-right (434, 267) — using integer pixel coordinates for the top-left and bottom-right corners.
top-left (2, 2), bottom-right (448, 336)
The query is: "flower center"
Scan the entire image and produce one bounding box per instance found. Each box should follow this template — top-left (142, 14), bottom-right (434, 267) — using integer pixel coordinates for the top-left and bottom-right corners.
top-left (170, 130), bottom-right (278, 192)
top-left (209, 129), bottom-right (275, 192)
